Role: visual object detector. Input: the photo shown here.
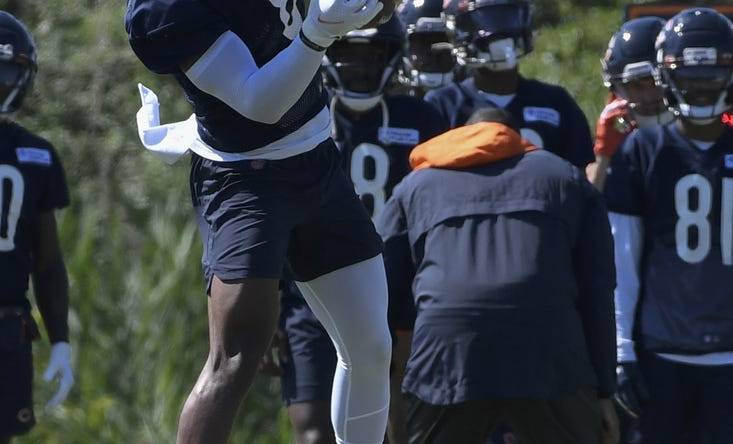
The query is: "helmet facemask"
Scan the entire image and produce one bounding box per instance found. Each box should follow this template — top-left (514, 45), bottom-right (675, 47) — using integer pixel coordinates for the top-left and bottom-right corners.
top-left (0, 50), bottom-right (34, 114)
top-left (659, 48), bottom-right (733, 124)
top-left (609, 61), bottom-right (673, 128)
top-left (324, 35), bottom-right (402, 111)
top-left (454, 2), bottom-right (532, 71)
top-left (404, 24), bottom-right (455, 89)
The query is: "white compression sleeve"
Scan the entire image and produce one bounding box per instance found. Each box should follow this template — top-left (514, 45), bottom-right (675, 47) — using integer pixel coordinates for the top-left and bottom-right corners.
top-left (296, 255), bottom-right (392, 444)
top-left (609, 212), bottom-right (644, 363)
top-left (185, 31), bottom-right (325, 125)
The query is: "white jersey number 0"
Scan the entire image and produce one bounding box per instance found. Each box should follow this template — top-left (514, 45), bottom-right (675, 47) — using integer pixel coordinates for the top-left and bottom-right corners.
top-left (0, 165), bottom-right (24, 252)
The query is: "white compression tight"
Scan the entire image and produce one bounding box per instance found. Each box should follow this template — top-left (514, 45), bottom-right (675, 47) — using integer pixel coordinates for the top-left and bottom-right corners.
top-left (295, 254), bottom-right (392, 444)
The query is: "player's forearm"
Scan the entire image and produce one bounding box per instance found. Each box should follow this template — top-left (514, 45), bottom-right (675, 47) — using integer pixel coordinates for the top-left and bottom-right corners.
top-left (609, 212), bottom-right (644, 362)
top-left (186, 31), bottom-right (325, 125)
top-left (33, 259), bottom-right (70, 344)
top-left (588, 155), bottom-right (611, 191)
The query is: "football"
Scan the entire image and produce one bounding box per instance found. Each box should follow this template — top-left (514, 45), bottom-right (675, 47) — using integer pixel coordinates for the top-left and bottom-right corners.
top-left (361, 0), bottom-right (398, 29)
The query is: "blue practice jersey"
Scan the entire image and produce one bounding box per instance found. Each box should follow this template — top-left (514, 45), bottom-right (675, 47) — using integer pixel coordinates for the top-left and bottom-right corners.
top-left (424, 77), bottom-right (594, 167)
top-left (125, 0), bottom-right (327, 153)
top-left (605, 123), bottom-right (733, 354)
top-left (332, 95), bottom-right (448, 220)
top-left (0, 121), bottom-right (69, 310)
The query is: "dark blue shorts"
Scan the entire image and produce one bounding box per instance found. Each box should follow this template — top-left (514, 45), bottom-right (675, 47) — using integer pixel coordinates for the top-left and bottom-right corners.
top-left (279, 282), bottom-right (336, 406)
top-left (638, 350), bottom-right (733, 444)
top-left (190, 140), bottom-right (382, 286)
top-left (0, 315), bottom-right (35, 437)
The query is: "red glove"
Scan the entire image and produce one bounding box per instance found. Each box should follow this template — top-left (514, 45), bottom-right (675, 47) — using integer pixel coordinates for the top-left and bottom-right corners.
top-left (723, 113), bottom-right (733, 127)
top-left (594, 99), bottom-right (630, 158)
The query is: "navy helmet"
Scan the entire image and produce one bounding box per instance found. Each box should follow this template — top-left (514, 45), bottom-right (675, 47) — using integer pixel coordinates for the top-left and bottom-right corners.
top-left (323, 15), bottom-right (405, 110)
top-left (602, 17), bottom-right (665, 87)
top-left (656, 8), bottom-right (733, 123)
top-left (0, 11), bottom-right (37, 114)
top-left (602, 17), bottom-right (672, 127)
top-left (447, 0), bottom-right (532, 70)
top-left (399, 0), bottom-right (456, 90)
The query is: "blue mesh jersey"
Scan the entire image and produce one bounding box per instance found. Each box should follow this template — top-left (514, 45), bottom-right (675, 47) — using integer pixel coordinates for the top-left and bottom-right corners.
top-left (332, 95), bottom-right (449, 220)
top-left (605, 123), bottom-right (733, 355)
top-left (125, 0), bottom-right (327, 153)
top-left (0, 121), bottom-right (69, 310)
top-left (424, 77), bottom-right (594, 167)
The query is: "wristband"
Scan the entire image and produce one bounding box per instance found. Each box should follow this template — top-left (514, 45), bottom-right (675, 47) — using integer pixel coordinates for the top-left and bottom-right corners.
top-left (299, 29), bottom-right (329, 52)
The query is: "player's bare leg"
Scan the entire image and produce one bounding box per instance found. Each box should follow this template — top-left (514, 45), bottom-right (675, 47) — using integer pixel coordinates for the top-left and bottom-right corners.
top-left (287, 401), bottom-right (335, 444)
top-left (176, 277), bottom-right (280, 444)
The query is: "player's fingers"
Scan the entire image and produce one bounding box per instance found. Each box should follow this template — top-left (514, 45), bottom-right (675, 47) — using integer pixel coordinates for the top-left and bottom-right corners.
top-left (347, 0), bottom-right (369, 13)
top-left (259, 348), bottom-right (281, 376)
top-left (601, 99), bottom-right (627, 115)
top-left (43, 362), bottom-right (58, 382)
top-left (354, 0), bottom-right (382, 20)
top-left (45, 385), bottom-right (68, 410)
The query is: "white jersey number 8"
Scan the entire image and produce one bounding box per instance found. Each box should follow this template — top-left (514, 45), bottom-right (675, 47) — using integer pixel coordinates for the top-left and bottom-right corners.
top-left (0, 165), bottom-right (24, 252)
top-left (350, 143), bottom-right (390, 220)
top-left (675, 174), bottom-right (733, 265)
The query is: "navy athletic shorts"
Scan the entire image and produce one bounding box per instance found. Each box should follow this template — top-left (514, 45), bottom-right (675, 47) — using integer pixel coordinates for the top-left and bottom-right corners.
top-left (190, 139), bottom-right (382, 286)
top-left (279, 282), bottom-right (336, 405)
top-left (0, 314), bottom-right (36, 437)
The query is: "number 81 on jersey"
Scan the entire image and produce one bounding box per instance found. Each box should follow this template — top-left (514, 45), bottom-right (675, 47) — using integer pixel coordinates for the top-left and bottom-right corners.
top-left (675, 174), bottom-right (733, 265)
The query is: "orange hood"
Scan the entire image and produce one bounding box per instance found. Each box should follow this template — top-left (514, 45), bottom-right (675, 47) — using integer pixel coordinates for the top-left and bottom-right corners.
top-left (409, 122), bottom-right (536, 171)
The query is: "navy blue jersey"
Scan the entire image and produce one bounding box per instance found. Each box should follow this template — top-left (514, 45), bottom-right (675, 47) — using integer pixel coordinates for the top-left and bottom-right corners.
top-left (333, 95), bottom-right (448, 220)
top-left (0, 121), bottom-right (69, 310)
top-left (424, 77), bottom-right (594, 167)
top-left (125, 0), bottom-right (327, 153)
top-left (605, 123), bottom-right (733, 354)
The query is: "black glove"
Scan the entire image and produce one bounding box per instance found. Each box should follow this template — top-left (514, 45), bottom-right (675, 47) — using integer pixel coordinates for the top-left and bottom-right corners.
top-left (614, 362), bottom-right (649, 419)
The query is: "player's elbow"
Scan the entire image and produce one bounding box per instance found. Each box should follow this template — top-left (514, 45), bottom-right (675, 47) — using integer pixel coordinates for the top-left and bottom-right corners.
top-left (232, 94), bottom-right (284, 125)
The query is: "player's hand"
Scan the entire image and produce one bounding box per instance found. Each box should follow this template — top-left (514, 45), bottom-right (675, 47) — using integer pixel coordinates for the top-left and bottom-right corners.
top-left (614, 362), bottom-right (649, 419)
top-left (594, 99), bottom-right (630, 159)
top-left (259, 329), bottom-right (290, 377)
top-left (599, 398), bottom-right (620, 444)
top-left (301, 0), bottom-right (384, 48)
top-left (43, 342), bottom-right (74, 410)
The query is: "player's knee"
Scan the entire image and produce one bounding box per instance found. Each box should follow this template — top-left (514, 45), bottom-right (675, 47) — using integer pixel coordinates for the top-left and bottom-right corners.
top-left (206, 351), bottom-right (254, 388)
top-left (353, 326), bottom-right (392, 370)
top-left (294, 426), bottom-right (334, 444)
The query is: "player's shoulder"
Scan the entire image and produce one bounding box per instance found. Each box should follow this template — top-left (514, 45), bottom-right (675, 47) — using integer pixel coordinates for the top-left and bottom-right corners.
top-left (0, 120), bottom-right (62, 169)
top-left (520, 77), bottom-right (566, 94)
top-left (386, 94), bottom-right (436, 111)
top-left (386, 95), bottom-right (448, 130)
top-left (620, 123), bottom-right (669, 158)
top-left (125, 0), bottom-right (228, 74)
top-left (1, 120), bottom-right (53, 149)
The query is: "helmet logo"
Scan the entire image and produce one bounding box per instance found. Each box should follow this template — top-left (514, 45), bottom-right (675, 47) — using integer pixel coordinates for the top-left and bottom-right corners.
top-left (683, 47), bottom-right (717, 66)
top-left (0, 44), bottom-right (13, 61)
